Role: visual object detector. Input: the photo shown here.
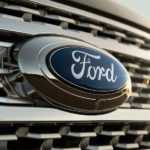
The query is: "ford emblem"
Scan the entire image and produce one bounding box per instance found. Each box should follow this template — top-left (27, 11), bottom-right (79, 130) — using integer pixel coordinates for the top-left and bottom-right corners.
top-left (48, 47), bottom-right (127, 92)
top-left (18, 36), bottom-right (132, 114)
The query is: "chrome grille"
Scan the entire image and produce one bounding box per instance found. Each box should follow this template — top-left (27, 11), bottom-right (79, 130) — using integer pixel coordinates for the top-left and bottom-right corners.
top-left (0, 0), bottom-right (150, 149)
top-left (0, 0), bottom-right (150, 50)
top-left (0, 43), bottom-right (150, 107)
top-left (110, 52), bottom-right (150, 110)
top-left (0, 1), bottom-right (149, 110)
top-left (0, 122), bottom-right (149, 149)
top-left (0, 2), bottom-right (149, 107)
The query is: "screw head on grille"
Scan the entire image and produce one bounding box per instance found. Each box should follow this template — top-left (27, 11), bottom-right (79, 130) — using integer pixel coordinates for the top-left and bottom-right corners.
top-left (16, 35), bottom-right (131, 114)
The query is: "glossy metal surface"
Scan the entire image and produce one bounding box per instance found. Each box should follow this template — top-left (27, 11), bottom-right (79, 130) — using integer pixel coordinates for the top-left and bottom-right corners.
top-left (0, 16), bottom-right (150, 62)
top-left (18, 35), bottom-right (131, 114)
top-left (0, 106), bottom-right (149, 122)
top-left (28, 0), bottom-right (150, 39)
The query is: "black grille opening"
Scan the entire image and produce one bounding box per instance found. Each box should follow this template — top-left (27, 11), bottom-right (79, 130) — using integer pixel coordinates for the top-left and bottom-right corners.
top-left (0, 122), bottom-right (146, 149)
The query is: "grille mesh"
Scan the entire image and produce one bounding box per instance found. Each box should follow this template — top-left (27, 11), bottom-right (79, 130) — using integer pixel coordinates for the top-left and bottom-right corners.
top-left (111, 52), bottom-right (150, 110)
top-left (0, 0), bottom-right (150, 110)
top-left (0, 1), bottom-right (150, 109)
top-left (0, 122), bottom-right (149, 149)
top-left (0, 0), bottom-right (150, 50)
top-left (0, 0), bottom-right (150, 149)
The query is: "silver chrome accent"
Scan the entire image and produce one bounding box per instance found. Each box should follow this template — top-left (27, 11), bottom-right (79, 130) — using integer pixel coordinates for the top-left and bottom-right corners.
top-left (0, 106), bottom-right (149, 122)
top-left (28, 0), bottom-right (150, 40)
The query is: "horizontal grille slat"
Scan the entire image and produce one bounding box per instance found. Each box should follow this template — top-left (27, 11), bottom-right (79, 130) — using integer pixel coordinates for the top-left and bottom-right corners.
top-left (0, 135), bottom-right (17, 141)
top-left (103, 29), bottom-right (126, 39)
top-left (4, 4), bottom-right (40, 15)
top-left (67, 132), bottom-right (96, 138)
top-left (127, 130), bottom-right (148, 135)
top-left (87, 145), bottom-right (113, 150)
top-left (99, 131), bottom-right (125, 136)
top-left (53, 148), bottom-right (81, 150)
top-left (115, 143), bottom-right (139, 149)
top-left (77, 22), bottom-right (103, 32)
top-left (26, 133), bottom-right (61, 139)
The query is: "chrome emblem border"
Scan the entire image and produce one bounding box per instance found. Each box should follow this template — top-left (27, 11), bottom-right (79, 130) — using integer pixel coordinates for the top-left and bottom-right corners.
top-left (17, 35), bottom-right (132, 114)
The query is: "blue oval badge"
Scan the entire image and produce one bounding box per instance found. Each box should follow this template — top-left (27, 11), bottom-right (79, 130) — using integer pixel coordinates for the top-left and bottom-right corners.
top-left (47, 47), bottom-right (128, 92)
top-left (18, 36), bottom-right (131, 114)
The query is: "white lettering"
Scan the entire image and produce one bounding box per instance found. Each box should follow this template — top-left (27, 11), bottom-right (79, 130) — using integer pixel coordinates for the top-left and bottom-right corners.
top-left (71, 50), bottom-right (117, 83)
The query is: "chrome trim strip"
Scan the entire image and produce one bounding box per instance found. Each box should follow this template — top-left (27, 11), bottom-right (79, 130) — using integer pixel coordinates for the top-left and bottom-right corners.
top-left (29, 0), bottom-right (150, 40)
top-left (0, 106), bottom-right (149, 122)
top-left (0, 17), bottom-right (150, 61)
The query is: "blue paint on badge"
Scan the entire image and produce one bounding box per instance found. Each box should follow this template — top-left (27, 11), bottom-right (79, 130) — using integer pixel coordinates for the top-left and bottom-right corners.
top-left (47, 47), bottom-right (128, 92)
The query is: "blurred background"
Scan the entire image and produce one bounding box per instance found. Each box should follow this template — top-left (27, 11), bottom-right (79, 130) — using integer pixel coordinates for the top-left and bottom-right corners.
top-left (119, 0), bottom-right (150, 18)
